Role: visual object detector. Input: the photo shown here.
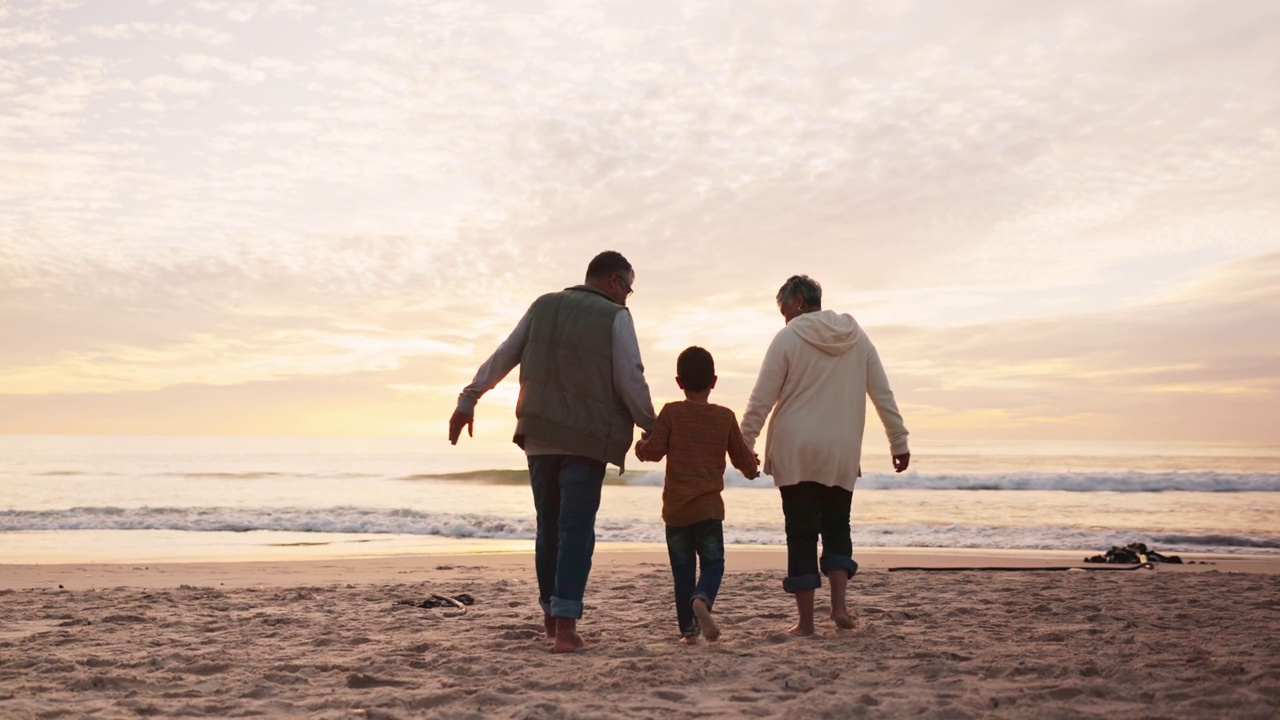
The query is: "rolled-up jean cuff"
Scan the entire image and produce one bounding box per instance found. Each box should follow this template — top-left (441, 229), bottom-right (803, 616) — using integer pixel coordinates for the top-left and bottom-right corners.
top-left (549, 596), bottom-right (583, 620)
top-left (538, 599), bottom-right (551, 616)
top-left (691, 592), bottom-right (713, 610)
top-left (782, 573), bottom-right (821, 593)
top-left (820, 555), bottom-right (858, 579)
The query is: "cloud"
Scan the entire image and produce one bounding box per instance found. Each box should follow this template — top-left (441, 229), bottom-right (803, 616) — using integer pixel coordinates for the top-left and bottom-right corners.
top-left (865, 252), bottom-right (1280, 442)
top-left (5, 249), bottom-right (1273, 442)
top-left (175, 54), bottom-right (267, 84)
top-left (191, 1), bottom-right (316, 22)
top-left (82, 21), bottom-right (235, 46)
top-left (1, 0), bottom-right (1276, 441)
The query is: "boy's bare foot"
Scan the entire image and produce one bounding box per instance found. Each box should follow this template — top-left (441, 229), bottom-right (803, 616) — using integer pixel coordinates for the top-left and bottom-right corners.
top-left (678, 635), bottom-right (699, 645)
top-left (831, 611), bottom-right (857, 630)
top-left (692, 599), bottom-right (720, 641)
top-left (544, 614), bottom-right (556, 639)
top-left (788, 622), bottom-right (815, 637)
top-left (551, 617), bottom-right (587, 654)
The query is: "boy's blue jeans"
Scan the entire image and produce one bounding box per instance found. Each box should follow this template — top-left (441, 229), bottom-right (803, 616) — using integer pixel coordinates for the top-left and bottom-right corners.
top-left (665, 518), bottom-right (725, 637)
top-left (528, 454), bottom-right (606, 620)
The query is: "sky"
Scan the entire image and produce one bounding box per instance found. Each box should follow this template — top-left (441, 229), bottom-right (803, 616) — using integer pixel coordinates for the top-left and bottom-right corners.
top-left (2, 0), bottom-right (1278, 453)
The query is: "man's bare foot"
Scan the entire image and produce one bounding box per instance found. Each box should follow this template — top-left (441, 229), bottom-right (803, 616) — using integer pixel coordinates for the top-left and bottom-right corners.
top-left (692, 599), bottom-right (720, 641)
top-left (788, 623), bottom-right (815, 637)
top-left (552, 632), bottom-right (586, 653)
top-left (551, 617), bottom-right (587, 654)
top-left (544, 614), bottom-right (556, 639)
top-left (831, 611), bottom-right (856, 631)
top-left (678, 635), bottom-right (699, 645)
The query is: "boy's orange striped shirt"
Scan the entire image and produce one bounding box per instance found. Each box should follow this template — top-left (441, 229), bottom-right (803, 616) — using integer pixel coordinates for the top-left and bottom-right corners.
top-left (635, 400), bottom-right (758, 527)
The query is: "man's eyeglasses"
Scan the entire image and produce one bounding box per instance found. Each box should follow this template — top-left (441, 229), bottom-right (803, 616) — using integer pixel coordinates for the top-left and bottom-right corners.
top-left (616, 274), bottom-right (633, 297)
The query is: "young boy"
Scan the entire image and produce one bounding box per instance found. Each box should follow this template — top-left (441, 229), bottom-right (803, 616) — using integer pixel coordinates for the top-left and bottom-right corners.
top-left (635, 346), bottom-right (759, 644)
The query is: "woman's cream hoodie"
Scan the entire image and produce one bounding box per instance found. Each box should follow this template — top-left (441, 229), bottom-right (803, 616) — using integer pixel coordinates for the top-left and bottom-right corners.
top-left (741, 309), bottom-right (909, 491)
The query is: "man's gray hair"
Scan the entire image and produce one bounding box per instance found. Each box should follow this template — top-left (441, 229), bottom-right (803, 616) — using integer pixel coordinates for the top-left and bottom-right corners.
top-left (776, 275), bottom-right (822, 309)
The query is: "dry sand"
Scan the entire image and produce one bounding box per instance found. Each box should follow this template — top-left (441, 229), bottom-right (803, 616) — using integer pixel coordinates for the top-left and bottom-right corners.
top-left (2, 549), bottom-right (1278, 719)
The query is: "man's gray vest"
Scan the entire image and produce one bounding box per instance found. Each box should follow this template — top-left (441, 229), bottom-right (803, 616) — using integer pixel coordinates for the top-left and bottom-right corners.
top-left (514, 285), bottom-right (635, 468)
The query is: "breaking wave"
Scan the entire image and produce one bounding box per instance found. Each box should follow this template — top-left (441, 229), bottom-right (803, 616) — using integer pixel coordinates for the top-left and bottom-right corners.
top-left (3, 506), bottom-right (1278, 555)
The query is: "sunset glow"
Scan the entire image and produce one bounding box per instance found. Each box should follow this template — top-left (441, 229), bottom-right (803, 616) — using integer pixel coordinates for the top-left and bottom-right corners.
top-left (2, 1), bottom-right (1277, 449)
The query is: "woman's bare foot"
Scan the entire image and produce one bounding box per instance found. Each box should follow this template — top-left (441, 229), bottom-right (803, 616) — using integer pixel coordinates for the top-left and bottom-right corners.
top-left (544, 614), bottom-right (556, 639)
top-left (551, 617), bottom-right (587, 654)
top-left (790, 589), bottom-right (816, 638)
top-left (678, 635), bottom-right (699, 645)
top-left (827, 570), bottom-right (854, 630)
top-left (692, 599), bottom-right (720, 641)
top-left (787, 622), bottom-right (815, 637)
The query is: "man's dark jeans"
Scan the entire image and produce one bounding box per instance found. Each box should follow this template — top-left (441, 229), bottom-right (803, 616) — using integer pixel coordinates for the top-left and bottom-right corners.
top-left (528, 454), bottom-right (606, 619)
top-left (779, 482), bottom-right (858, 593)
top-left (665, 518), bottom-right (724, 637)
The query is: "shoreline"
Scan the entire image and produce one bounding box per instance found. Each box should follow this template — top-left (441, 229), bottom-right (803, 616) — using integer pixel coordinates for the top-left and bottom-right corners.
top-left (3, 546), bottom-right (1277, 591)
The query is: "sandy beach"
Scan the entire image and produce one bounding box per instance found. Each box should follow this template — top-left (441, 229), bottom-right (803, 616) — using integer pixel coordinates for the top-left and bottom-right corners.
top-left (2, 549), bottom-right (1277, 719)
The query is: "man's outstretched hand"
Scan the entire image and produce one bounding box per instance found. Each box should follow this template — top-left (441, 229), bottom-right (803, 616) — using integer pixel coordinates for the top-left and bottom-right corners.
top-left (449, 411), bottom-right (474, 445)
top-left (892, 452), bottom-right (911, 473)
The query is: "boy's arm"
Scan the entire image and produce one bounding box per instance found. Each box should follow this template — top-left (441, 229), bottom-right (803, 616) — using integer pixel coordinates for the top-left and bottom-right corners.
top-left (726, 413), bottom-right (759, 479)
top-left (634, 407), bottom-right (671, 462)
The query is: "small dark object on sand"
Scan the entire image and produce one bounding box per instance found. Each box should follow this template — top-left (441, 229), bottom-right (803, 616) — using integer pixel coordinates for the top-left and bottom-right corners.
top-left (1085, 542), bottom-right (1182, 564)
top-left (397, 593), bottom-right (476, 613)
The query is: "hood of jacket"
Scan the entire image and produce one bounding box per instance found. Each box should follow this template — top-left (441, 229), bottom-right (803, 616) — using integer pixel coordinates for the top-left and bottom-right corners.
top-left (787, 309), bottom-right (862, 356)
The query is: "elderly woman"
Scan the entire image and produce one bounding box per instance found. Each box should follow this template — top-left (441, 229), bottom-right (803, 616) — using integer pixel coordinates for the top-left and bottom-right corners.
top-left (741, 275), bottom-right (911, 636)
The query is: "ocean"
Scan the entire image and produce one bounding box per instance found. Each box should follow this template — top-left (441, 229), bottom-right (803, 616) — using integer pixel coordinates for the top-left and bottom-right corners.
top-left (2, 435), bottom-right (1278, 564)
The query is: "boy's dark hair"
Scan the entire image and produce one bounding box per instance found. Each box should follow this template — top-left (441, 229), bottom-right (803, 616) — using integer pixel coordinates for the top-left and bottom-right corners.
top-left (676, 346), bottom-right (715, 393)
top-left (585, 251), bottom-right (633, 281)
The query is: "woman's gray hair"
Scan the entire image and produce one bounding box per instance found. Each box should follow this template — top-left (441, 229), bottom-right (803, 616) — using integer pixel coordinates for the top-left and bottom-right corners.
top-left (776, 275), bottom-right (822, 309)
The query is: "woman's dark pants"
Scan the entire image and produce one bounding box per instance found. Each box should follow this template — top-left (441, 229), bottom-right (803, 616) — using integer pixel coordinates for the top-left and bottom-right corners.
top-left (779, 482), bottom-right (858, 593)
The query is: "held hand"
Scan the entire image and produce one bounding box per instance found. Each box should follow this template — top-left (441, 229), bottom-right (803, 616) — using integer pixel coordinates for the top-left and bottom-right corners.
top-left (892, 452), bottom-right (910, 473)
top-left (448, 411), bottom-right (474, 445)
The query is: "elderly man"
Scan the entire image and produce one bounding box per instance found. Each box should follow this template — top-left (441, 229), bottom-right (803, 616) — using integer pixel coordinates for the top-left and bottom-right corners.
top-left (449, 250), bottom-right (656, 653)
top-left (742, 274), bottom-right (910, 636)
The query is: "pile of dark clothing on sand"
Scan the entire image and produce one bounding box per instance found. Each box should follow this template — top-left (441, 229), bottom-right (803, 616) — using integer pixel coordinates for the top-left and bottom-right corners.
top-left (1085, 542), bottom-right (1182, 564)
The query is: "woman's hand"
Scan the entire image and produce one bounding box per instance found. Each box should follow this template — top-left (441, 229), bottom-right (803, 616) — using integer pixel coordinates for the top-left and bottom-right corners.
top-left (892, 452), bottom-right (910, 473)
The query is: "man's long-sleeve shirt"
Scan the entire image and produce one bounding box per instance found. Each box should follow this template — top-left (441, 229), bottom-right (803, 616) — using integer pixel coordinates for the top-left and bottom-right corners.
top-left (456, 308), bottom-right (656, 456)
